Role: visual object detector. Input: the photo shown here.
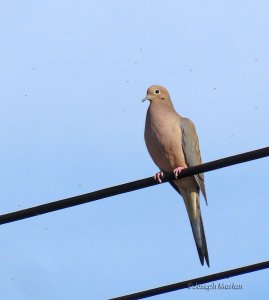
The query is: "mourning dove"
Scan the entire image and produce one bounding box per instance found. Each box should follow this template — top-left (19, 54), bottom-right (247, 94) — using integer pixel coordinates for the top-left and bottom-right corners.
top-left (143, 85), bottom-right (209, 267)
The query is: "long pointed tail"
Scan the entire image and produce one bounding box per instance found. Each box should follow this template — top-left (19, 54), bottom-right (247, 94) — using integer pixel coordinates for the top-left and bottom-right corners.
top-left (183, 192), bottom-right (210, 267)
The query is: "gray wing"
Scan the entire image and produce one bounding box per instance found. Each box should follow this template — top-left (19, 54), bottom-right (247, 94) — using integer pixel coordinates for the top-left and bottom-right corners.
top-left (180, 117), bottom-right (207, 204)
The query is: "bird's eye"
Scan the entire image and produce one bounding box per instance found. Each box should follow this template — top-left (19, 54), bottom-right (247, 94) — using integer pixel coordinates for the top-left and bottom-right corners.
top-left (154, 89), bottom-right (160, 95)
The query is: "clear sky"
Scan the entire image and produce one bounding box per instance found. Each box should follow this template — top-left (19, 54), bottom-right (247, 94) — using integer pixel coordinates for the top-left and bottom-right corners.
top-left (0, 1), bottom-right (268, 299)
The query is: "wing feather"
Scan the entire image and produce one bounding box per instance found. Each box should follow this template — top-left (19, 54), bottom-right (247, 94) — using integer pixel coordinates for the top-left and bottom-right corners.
top-left (180, 117), bottom-right (207, 204)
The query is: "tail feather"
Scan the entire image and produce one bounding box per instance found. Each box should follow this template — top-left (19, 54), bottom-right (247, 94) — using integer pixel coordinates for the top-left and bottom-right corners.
top-left (184, 193), bottom-right (210, 267)
top-left (189, 208), bottom-right (209, 266)
top-left (170, 181), bottom-right (209, 267)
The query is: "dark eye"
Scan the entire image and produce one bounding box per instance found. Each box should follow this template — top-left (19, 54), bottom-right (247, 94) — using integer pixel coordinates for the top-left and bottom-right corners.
top-left (154, 89), bottom-right (160, 94)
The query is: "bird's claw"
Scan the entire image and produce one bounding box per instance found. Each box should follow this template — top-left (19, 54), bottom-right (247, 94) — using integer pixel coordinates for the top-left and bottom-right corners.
top-left (154, 172), bottom-right (164, 183)
top-left (173, 167), bottom-right (185, 179)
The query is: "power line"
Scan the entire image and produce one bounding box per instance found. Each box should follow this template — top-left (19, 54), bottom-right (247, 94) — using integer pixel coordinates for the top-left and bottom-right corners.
top-left (0, 147), bottom-right (268, 225)
top-left (109, 261), bottom-right (269, 300)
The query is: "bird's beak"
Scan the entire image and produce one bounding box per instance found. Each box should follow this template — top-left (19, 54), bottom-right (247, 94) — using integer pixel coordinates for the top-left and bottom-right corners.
top-left (142, 96), bottom-right (150, 102)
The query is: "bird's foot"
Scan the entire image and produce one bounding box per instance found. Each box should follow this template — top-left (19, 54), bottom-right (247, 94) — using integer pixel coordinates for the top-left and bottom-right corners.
top-left (173, 167), bottom-right (185, 179)
top-left (154, 172), bottom-right (164, 183)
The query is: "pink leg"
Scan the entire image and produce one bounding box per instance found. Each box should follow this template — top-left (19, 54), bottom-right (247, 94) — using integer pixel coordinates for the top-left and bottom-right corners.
top-left (173, 167), bottom-right (185, 179)
top-left (154, 171), bottom-right (164, 183)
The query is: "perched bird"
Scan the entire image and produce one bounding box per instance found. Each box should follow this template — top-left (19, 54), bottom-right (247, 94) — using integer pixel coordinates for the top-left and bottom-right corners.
top-left (143, 85), bottom-right (209, 267)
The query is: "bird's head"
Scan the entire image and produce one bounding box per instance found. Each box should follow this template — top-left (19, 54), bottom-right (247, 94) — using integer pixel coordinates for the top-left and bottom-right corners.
top-left (142, 85), bottom-right (172, 105)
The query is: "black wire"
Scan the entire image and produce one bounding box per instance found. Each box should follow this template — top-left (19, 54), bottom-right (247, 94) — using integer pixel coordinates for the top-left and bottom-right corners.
top-left (0, 147), bottom-right (268, 225)
top-left (109, 261), bottom-right (269, 300)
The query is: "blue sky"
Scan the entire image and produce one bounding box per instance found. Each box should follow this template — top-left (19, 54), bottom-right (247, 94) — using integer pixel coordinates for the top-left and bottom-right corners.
top-left (0, 1), bottom-right (268, 299)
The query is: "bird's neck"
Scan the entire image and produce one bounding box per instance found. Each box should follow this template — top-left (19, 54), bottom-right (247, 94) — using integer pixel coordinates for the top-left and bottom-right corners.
top-left (150, 100), bottom-right (175, 112)
top-left (147, 102), bottom-right (177, 127)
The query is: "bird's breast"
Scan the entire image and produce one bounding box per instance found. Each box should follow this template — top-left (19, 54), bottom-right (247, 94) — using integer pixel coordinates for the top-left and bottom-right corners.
top-left (144, 108), bottom-right (187, 171)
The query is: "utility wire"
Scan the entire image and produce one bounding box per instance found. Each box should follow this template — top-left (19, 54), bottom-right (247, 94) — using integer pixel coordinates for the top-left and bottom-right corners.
top-left (0, 147), bottom-right (268, 225)
top-left (110, 261), bottom-right (269, 300)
